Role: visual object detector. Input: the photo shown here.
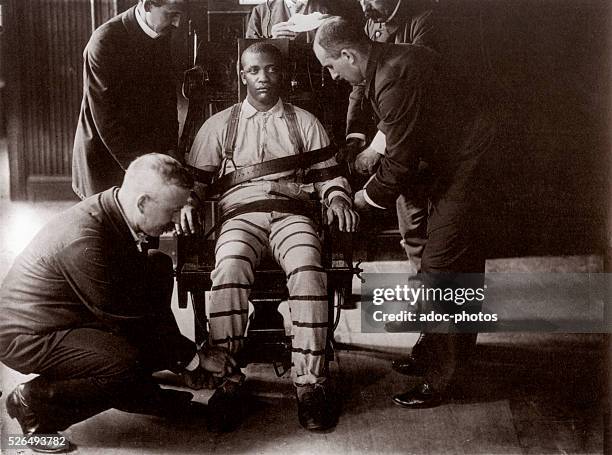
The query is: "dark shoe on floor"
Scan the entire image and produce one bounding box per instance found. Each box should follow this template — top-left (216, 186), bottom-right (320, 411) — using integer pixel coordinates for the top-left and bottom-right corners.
top-left (296, 383), bottom-right (337, 431)
top-left (392, 382), bottom-right (442, 409)
top-left (391, 356), bottom-right (426, 376)
top-left (6, 384), bottom-right (75, 453)
top-left (207, 379), bottom-right (246, 432)
top-left (384, 320), bottom-right (414, 333)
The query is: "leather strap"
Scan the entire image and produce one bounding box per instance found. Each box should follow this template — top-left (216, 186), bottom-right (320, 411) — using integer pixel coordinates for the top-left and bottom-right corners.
top-left (201, 198), bottom-right (317, 240)
top-left (222, 103), bottom-right (242, 160)
top-left (207, 144), bottom-right (337, 196)
top-left (185, 164), bottom-right (215, 184)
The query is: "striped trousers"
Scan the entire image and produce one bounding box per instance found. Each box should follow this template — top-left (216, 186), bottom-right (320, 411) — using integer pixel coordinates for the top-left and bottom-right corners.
top-left (207, 211), bottom-right (328, 385)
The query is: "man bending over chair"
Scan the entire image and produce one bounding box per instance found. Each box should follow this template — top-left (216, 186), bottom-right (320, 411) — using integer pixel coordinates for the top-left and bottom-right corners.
top-left (183, 42), bottom-right (358, 432)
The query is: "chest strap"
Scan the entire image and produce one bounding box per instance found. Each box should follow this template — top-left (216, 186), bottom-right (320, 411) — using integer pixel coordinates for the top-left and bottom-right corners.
top-left (206, 145), bottom-right (337, 196)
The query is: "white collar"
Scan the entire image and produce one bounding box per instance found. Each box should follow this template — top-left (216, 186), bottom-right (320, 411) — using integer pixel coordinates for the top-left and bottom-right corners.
top-left (241, 98), bottom-right (285, 119)
top-left (136, 4), bottom-right (160, 39)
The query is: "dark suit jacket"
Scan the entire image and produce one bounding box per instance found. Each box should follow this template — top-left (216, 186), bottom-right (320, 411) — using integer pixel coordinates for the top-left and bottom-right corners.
top-left (363, 43), bottom-right (494, 209)
top-left (347, 0), bottom-right (438, 139)
top-left (72, 6), bottom-right (179, 199)
top-left (246, 0), bottom-right (334, 42)
top-left (0, 188), bottom-right (195, 373)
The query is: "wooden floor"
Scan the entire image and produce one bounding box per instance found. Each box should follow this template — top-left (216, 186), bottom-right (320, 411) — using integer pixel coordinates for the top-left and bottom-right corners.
top-left (1, 335), bottom-right (607, 454)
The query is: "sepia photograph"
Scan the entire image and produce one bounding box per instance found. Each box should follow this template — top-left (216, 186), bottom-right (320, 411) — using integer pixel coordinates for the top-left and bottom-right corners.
top-left (0, 0), bottom-right (609, 453)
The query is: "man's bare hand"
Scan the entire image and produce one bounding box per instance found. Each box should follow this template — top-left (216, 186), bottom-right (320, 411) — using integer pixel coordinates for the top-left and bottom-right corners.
top-left (271, 21), bottom-right (298, 39)
top-left (197, 345), bottom-right (237, 378)
top-left (354, 147), bottom-right (382, 175)
top-left (182, 367), bottom-right (218, 390)
top-left (353, 189), bottom-right (370, 211)
top-left (326, 197), bottom-right (359, 232)
top-left (175, 204), bottom-right (201, 236)
top-left (336, 137), bottom-right (364, 165)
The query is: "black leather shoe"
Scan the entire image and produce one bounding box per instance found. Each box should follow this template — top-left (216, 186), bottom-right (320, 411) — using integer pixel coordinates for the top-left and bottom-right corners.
top-left (296, 383), bottom-right (336, 431)
top-left (207, 380), bottom-right (245, 432)
top-left (391, 356), bottom-right (425, 376)
top-left (6, 384), bottom-right (75, 453)
top-left (392, 382), bottom-right (442, 409)
top-left (384, 320), bottom-right (414, 333)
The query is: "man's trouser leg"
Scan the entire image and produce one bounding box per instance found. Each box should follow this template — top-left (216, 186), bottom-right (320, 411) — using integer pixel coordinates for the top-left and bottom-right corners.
top-left (269, 213), bottom-right (328, 385)
top-left (15, 327), bottom-right (192, 432)
top-left (207, 214), bottom-right (268, 352)
top-left (396, 194), bottom-right (428, 273)
top-left (415, 160), bottom-right (486, 393)
top-left (4, 250), bottom-right (194, 431)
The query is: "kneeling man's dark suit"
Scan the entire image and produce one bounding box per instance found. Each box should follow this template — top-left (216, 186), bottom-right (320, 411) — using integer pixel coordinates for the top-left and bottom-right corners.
top-left (0, 188), bottom-right (196, 429)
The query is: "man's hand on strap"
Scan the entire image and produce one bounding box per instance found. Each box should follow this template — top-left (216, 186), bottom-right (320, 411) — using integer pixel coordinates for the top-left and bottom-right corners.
top-left (181, 345), bottom-right (238, 390)
top-left (336, 137), bottom-right (364, 168)
top-left (326, 197), bottom-right (359, 232)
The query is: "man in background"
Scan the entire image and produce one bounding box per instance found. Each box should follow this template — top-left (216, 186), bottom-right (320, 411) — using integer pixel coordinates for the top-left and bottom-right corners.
top-left (72, 0), bottom-right (186, 199)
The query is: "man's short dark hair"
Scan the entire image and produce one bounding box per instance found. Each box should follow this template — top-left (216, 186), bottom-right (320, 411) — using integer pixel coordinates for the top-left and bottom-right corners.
top-left (240, 42), bottom-right (284, 69)
top-left (316, 16), bottom-right (371, 59)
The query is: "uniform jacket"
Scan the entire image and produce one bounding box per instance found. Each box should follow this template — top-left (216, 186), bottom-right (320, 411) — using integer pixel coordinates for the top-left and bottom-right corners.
top-left (347, 0), bottom-right (438, 139)
top-left (363, 43), bottom-right (494, 208)
top-left (0, 188), bottom-right (195, 373)
top-left (72, 6), bottom-right (179, 199)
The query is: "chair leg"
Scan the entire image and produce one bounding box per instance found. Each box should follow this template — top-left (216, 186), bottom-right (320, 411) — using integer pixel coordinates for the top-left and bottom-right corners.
top-left (191, 290), bottom-right (208, 346)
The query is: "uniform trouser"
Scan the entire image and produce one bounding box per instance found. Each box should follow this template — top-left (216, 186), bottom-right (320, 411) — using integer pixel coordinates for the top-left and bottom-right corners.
top-left (207, 212), bottom-right (328, 385)
top-left (407, 150), bottom-right (490, 393)
top-left (4, 251), bottom-right (195, 432)
top-left (396, 164), bottom-right (431, 271)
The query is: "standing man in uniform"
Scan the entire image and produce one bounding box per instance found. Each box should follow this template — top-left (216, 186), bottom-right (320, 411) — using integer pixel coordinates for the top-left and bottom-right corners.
top-left (72, 0), bottom-right (186, 199)
top-left (314, 17), bottom-right (496, 408)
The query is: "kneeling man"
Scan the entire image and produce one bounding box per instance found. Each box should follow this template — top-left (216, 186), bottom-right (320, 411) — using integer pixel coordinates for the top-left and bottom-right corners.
top-left (0, 154), bottom-right (235, 453)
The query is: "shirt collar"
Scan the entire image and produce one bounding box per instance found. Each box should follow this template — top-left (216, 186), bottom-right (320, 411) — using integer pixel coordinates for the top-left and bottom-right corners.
top-left (113, 188), bottom-right (149, 252)
top-left (241, 98), bottom-right (285, 119)
top-left (135, 4), bottom-right (160, 39)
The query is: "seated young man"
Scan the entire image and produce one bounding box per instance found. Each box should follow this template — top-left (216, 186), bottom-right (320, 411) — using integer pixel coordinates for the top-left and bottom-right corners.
top-left (183, 42), bottom-right (358, 431)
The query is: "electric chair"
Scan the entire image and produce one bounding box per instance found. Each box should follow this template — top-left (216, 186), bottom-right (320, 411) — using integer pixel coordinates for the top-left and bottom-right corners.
top-left (175, 38), bottom-right (361, 376)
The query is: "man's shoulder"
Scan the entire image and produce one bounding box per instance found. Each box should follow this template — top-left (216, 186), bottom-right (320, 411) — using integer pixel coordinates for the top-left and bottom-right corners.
top-left (376, 44), bottom-right (437, 83)
top-left (201, 104), bottom-right (239, 131)
top-left (283, 102), bottom-right (319, 124)
top-left (88, 7), bottom-right (133, 49)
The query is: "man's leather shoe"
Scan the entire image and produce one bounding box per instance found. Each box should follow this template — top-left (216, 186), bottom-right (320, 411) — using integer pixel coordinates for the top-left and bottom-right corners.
top-left (6, 384), bottom-right (75, 453)
top-left (384, 320), bottom-right (414, 333)
top-left (391, 356), bottom-right (425, 376)
top-left (296, 383), bottom-right (336, 431)
top-left (392, 382), bottom-right (442, 409)
top-left (207, 379), bottom-right (245, 432)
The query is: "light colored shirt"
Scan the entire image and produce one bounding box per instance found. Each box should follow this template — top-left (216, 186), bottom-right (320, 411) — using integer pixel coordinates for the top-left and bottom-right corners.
top-left (135, 4), bottom-right (160, 39)
top-left (284, 0), bottom-right (308, 16)
top-left (188, 98), bottom-right (351, 214)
